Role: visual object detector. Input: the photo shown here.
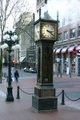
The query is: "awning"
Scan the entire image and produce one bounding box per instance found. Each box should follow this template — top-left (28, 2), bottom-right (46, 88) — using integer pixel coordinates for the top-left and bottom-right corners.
top-left (20, 56), bottom-right (26, 62)
top-left (61, 47), bottom-right (67, 53)
top-left (76, 45), bottom-right (80, 50)
top-left (68, 46), bottom-right (75, 52)
top-left (56, 48), bottom-right (61, 53)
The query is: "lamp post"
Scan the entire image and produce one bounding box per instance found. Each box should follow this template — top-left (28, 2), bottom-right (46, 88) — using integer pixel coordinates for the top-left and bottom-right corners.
top-left (1, 28), bottom-right (20, 101)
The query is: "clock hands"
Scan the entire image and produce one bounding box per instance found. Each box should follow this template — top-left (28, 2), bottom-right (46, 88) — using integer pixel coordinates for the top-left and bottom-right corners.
top-left (47, 30), bottom-right (54, 36)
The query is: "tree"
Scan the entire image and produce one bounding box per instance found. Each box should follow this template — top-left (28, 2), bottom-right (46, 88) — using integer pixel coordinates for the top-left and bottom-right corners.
top-left (15, 12), bottom-right (36, 69)
top-left (15, 12), bottom-right (34, 41)
top-left (0, 0), bottom-right (35, 83)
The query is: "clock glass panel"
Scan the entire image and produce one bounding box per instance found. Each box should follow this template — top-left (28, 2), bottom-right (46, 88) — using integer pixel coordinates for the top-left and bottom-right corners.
top-left (41, 22), bottom-right (56, 39)
top-left (34, 22), bottom-right (40, 41)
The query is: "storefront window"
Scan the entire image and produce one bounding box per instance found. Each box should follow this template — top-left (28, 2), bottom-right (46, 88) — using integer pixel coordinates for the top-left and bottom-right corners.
top-left (64, 31), bottom-right (68, 40)
top-left (58, 33), bottom-right (62, 42)
top-left (70, 28), bottom-right (75, 38)
top-left (78, 26), bottom-right (80, 37)
top-left (72, 53), bottom-right (76, 73)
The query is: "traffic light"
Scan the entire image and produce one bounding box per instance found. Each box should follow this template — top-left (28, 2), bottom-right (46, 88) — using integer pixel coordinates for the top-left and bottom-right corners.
top-left (12, 59), bottom-right (15, 67)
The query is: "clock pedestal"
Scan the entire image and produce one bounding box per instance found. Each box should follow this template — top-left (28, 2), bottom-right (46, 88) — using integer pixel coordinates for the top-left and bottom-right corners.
top-left (32, 40), bottom-right (57, 112)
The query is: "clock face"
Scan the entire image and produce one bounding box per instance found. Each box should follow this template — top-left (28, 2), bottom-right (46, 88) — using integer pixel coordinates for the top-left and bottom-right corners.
top-left (41, 23), bottom-right (55, 39)
top-left (34, 22), bottom-right (40, 40)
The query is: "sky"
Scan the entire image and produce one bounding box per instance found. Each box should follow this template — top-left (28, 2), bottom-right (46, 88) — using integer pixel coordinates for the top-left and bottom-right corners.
top-left (47, 0), bottom-right (80, 21)
top-left (6, 0), bottom-right (80, 28)
top-left (6, 0), bottom-right (36, 29)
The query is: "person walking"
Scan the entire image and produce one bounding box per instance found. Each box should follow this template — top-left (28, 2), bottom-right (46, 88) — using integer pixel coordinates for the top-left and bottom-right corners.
top-left (14, 69), bottom-right (19, 82)
top-left (11, 67), bottom-right (15, 81)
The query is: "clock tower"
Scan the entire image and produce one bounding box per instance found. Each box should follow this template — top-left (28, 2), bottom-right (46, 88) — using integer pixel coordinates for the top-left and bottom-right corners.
top-left (32, 9), bottom-right (59, 112)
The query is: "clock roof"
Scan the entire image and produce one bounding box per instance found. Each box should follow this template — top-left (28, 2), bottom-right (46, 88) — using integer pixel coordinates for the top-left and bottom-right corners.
top-left (34, 17), bottom-right (58, 25)
top-left (42, 11), bottom-right (53, 20)
top-left (34, 9), bottom-right (59, 25)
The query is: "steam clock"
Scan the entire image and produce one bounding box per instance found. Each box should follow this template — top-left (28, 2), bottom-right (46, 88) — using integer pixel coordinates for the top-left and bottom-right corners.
top-left (32, 10), bottom-right (58, 112)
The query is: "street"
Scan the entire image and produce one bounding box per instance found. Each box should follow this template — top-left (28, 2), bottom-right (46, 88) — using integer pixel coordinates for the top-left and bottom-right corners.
top-left (1, 68), bottom-right (80, 109)
top-left (54, 75), bottom-right (80, 98)
top-left (2, 67), bottom-right (37, 79)
top-left (2, 68), bottom-right (80, 99)
top-left (19, 70), bottom-right (80, 99)
top-left (53, 75), bottom-right (80, 109)
top-left (16, 70), bottom-right (80, 109)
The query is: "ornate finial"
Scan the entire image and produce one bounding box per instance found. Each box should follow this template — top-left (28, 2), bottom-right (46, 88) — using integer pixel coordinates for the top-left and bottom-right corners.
top-left (39, 8), bottom-right (41, 19)
top-left (45, 0), bottom-right (47, 4)
top-left (57, 11), bottom-right (59, 22)
top-left (33, 13), bottom-right (35, 23)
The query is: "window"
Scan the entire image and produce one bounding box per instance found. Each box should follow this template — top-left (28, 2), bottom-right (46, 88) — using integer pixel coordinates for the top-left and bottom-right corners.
top-left (78, 26), bottom-right (80, 37)
top-left (64, 31), bottom-right (68, 40)
top-left (58, 33), bottom-right (62, 41)
top-left (70, 28), bottom-right (75, 38)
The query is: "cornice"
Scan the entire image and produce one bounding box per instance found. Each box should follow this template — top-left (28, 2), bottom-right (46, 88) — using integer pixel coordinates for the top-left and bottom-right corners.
top-left (54, 39), bottom-right (80, 48)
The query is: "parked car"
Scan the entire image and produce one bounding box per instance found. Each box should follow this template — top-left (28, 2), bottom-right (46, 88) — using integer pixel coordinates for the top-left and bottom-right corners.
top-left (29, 67), bottom-right (37, 73)
top-left (23, 67), bottom-right (29, 72)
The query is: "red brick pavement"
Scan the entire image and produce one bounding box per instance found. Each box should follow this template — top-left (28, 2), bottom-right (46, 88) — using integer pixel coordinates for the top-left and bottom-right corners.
top-left (0, 76), bottom-right (80, 120)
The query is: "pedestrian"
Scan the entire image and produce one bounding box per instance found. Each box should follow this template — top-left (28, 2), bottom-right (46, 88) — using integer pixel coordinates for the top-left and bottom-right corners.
top-left (14, 69), bottom-right (19, 82)
top-left (11, 67), bottom-right (15, 81)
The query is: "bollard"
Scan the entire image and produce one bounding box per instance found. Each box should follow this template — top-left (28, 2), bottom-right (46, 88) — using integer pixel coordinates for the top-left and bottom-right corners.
top-left (69, 71), bottom-right (71, 78)
top-left (70, 73), bottom-right (71, 78)
top-left (16, 86), bottom-right (20, 99)
top-left (61, 90), bottom-right (65, 105)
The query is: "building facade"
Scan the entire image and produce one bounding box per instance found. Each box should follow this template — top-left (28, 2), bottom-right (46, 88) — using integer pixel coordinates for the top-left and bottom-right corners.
top-left (53, 0), bottom-right (80, 75)
top-left (36, 0), bottom-right (80, 75)
top-left (54, 20), bottom-right (80, 75)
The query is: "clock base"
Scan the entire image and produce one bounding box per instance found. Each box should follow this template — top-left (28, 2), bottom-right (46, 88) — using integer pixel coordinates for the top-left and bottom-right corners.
top-left (32, 96), bottom-right (57, 112)
top-left (32, 86), bottom-right (57, 112)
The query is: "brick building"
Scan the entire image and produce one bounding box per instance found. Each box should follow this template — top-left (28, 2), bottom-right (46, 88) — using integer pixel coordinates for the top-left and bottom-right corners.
top-left (36, 0), bottom-right (80, 75)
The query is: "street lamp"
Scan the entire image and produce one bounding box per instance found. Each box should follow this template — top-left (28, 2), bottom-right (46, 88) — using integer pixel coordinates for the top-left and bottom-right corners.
top-left (1, 28), bottom-right (20, 101)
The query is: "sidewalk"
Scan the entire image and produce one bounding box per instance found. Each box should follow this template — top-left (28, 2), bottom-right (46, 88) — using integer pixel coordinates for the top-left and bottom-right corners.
top-left (0, 77), bottom-right (80, 120)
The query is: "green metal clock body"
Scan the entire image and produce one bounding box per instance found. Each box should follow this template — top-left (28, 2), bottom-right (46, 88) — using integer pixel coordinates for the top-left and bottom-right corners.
top-left (36, 40), bottom-right (53, 86)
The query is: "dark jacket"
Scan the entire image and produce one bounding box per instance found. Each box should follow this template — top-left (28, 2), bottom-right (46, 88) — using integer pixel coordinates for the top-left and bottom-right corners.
top-left (14, 70), bottom-right (19, 78)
